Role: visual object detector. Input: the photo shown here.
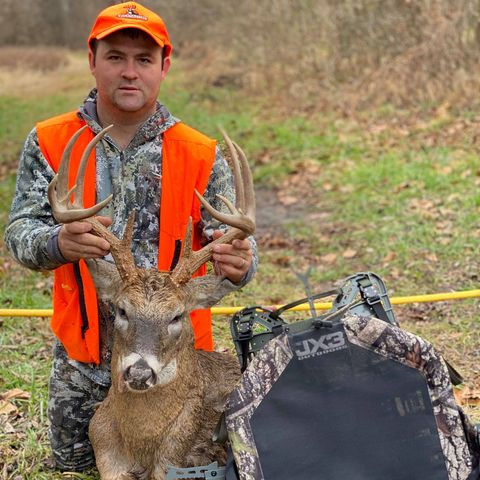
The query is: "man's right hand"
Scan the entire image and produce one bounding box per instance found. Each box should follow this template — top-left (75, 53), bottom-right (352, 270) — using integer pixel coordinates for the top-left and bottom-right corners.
top-left (58, 216), bottom-right (112, 262)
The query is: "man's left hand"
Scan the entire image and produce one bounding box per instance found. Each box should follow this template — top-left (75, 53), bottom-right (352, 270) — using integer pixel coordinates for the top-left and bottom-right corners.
top-left (211, 230), bottom-right (252, 284)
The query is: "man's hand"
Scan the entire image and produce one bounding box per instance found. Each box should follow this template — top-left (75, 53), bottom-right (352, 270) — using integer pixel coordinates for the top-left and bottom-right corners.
top-left (58, 216), bottom-right (112, 262)
top-left (211, 230), bottom-right (253, 284)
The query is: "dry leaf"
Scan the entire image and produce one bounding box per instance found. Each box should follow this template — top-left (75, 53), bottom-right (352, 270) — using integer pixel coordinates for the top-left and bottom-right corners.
top-left (446, 193), bottom-right (460, 203)
top-left (390, 267), bottom-right (400, 279)
top-left (438, 165), bottom-right (452, 175)
top-left (278, 195), bottom-right (298, 206)
top-left (1, 388), bottom-right (30, 401)
top-left (383, 251), bottom-right (397, 263)
top-left (339, 184), bottom-right (354, 194)
top-left (343, 249), bottom-right (357, 259)
top-left (454, 386), bottom-right (480, 406)
top-left (272, 256), bottom-right (290, 267)
top-left (393, 181), bottom-right (411, 193)
top-left (317, 234), bottom-right (330, 244)
top-left (0, 400), bottom-right (17, 416)
top-left (425, 253), bottom-right (438, 263)
top-left (3, 421), bottom-right (15, 434)
top-left (308, 212), bottom-right (329, 221)
top-left (369, 124), bottom-right (388, 134)
top-left (321, 253), bottom-right (337, 264)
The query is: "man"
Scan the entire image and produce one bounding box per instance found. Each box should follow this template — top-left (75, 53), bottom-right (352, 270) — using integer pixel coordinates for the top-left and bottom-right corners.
top-left (4, 2), bottom-right (257, 472)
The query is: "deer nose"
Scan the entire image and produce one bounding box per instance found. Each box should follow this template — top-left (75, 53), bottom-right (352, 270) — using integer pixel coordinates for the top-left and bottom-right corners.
top-left (124, 358), bottom-right (156, 390)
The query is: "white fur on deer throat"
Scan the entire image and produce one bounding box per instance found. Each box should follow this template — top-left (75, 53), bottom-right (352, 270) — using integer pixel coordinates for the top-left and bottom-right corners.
top-left (118, 353), bottom-right (177, 386)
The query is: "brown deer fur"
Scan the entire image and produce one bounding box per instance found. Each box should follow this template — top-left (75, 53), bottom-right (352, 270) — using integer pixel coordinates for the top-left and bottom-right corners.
top-left (87, 261), bottom-right (240, 480)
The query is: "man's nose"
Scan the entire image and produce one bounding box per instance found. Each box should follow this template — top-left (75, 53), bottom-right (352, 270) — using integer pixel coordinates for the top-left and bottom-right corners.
top-left (121, 60), bottom-right (139, 80)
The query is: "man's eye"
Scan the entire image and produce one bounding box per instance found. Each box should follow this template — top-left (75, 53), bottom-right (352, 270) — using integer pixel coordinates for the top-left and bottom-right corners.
top-left (139, 57), bottom-right (151, 64)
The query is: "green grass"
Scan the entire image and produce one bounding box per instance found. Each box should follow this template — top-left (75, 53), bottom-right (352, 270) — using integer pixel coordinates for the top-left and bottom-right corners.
top-left (1, 54), bottom-right (480, 478)
top-left (0, 94), bottom-right (90, 168)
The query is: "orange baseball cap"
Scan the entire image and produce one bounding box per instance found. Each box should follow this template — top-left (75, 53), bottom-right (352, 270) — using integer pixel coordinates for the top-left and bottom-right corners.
top-left (88, 2), bottom-right (172, 56)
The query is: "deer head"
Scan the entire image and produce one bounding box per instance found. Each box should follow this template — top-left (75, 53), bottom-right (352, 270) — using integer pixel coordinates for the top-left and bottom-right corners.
top-left (48, 126), bottom-right (255, 393)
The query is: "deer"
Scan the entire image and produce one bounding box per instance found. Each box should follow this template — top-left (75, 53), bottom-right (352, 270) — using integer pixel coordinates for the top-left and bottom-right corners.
top-left (47, 126), bottom-right (255, 480)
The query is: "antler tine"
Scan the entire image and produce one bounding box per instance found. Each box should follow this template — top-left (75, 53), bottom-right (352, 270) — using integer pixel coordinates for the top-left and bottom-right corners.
top-left (170, 130), bottom-right (255, 286)
top-left (56, 125), bottom-right (88, 203)
top-left (219, 127), bottom-right (245, 213)
top-left (232, 140), bottom-right (255, 218)
top-left (109, 210), bottom-right (138, 283)
top-left (48, 125), bottom-right (114, 223)
top-left (71, 125), bottom-right (113, 209)
top-left (193, 134), bottom-right (255, 232)
top-left (47, 125), bottom-right (139, 283)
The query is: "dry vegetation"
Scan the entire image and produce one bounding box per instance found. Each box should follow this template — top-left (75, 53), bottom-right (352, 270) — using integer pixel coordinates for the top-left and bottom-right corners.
top-left (0, 48), bottom-right (90, 98)
top-left (3, 0), bottom-right (480, 111)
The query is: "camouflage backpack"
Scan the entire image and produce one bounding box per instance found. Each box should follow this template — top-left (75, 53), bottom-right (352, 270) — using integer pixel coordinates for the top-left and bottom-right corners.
top-left (223, 273), bottom-right (480, 480)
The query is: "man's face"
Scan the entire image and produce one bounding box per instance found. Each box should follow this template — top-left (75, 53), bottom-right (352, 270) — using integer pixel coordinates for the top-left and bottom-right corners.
top-left (89, 30), bottom-right (170, 117)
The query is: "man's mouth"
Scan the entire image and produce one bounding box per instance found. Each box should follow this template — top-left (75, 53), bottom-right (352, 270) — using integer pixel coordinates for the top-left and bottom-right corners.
top-left (119, 86), bottom-right (139, 92)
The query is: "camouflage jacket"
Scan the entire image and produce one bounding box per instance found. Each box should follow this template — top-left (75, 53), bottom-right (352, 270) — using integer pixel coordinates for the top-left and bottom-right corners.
top-left (5, 88), bottom-right (257, 279)
top-left (5, 90), bottom-right (258, 379)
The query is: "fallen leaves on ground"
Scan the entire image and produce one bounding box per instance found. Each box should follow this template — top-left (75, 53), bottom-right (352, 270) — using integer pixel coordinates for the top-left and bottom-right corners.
top-left (454, 385), bottom-right (480, 407)
top-left (383, 251), bottom-right (397, 264)
top-left (343, 249), bottom-right (357, 259)
top-left (0, 388), bottom-right (30, 416)
top-left (321, 253), bottom-right (338, 265)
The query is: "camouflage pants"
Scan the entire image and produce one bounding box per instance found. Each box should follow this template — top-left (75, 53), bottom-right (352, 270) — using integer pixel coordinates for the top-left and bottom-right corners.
top-left (47, 342), bottom-right (111, 471)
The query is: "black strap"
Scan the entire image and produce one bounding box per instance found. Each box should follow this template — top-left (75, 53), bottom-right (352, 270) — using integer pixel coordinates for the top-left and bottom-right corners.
top-left (169, 239), bottom-right (182, 270)
top-left (445, 360), bottom-right (463, 386)
top-left (240, 337), bottom-right (249, 373)
top-left (73, 262), bottom-right (89, 338)
top-left (357, 278), bottom-right (391, 324)
top-left (270, 289), bottom-right (342, 320)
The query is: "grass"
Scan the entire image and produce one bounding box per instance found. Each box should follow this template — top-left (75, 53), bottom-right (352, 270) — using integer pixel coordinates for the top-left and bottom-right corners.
top-left (1, 48), bottom-right (480, 478)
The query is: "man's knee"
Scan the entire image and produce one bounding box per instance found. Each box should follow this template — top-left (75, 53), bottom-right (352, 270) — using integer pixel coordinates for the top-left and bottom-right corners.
top-left (47, 346), bottom-right (109, 471)
top-left (48, 396), bottom-right (96, 471)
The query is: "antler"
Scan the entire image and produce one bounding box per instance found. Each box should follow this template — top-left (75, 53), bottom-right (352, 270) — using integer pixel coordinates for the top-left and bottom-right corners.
top-left (47, 125), bottom-right (138, 283)
top-left (170, 129), bottom-right (256, 285)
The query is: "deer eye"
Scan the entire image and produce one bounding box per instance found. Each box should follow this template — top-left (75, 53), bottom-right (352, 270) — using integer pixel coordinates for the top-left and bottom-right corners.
top-left (115, 306), bottom-right (129, 332)
top-left (169, 314), bottom-right (182, 325)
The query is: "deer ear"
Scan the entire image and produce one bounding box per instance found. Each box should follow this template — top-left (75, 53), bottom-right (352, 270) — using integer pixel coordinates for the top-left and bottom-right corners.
top-left (184, 275), bottom-right (234, 311)
top-left (85, 258), bottom-right (122, 302)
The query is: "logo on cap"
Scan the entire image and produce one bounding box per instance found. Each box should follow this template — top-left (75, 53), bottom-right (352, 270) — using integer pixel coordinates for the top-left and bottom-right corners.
top-left (117, 5), bottom-right (148, 21)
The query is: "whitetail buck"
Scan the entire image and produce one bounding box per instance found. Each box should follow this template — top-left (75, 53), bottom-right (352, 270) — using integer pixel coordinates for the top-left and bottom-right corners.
top-left (48, 126), bottom-right (255, 480)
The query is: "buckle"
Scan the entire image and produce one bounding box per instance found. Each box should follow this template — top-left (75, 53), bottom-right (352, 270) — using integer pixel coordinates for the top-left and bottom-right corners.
top-left (358, 277), bottom-right (381, 305)
top-left (233, 308), bottom-right (255, 342)
top-left (166, 462), bottom-right (226, 480)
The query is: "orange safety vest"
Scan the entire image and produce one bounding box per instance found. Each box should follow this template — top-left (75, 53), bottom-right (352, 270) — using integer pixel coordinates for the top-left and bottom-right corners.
top-left (36, 111), bottom-right (216, 364)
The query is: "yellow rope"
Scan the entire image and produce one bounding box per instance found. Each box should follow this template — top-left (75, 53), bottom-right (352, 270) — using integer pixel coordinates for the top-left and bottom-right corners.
top-left (1, 289), bottom-right (479, 318)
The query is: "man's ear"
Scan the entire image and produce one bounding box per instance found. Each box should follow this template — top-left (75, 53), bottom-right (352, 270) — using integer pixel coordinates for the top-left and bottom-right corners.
top-left (85, 258), bottom-right (121, 302)
top-left (160, 55), bottom-right (171, 80)
top-left (88, 49), bottom-right (95, 73)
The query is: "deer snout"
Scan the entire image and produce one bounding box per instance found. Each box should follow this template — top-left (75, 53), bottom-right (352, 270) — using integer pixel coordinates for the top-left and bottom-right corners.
top-left (123, 358), bottom-right (157, 391)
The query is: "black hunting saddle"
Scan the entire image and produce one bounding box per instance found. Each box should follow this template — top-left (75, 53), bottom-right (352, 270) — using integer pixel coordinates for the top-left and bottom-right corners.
top-left (168, 272), bottom-right (480, 480)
